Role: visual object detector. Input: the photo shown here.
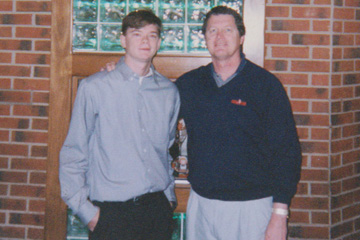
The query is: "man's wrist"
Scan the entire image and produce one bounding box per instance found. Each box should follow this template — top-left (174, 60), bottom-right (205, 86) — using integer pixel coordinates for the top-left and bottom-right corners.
top-left (272, 208), bottom-right (289, 216)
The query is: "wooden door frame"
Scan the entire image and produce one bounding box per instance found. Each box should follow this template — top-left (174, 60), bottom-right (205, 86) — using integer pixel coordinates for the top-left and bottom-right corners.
top-left (45, 1), bottom-right (264, 239)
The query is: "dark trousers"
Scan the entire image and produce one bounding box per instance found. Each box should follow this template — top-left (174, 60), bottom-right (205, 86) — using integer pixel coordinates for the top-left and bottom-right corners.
top-left (89, 192), bottom-right (174, 240)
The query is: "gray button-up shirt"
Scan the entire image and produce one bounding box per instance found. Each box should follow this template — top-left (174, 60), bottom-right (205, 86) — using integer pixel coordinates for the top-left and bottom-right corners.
top-left (59, 57), bottom-right (180, 225)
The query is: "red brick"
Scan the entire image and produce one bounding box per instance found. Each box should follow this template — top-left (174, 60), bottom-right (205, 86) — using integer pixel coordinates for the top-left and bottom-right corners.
top-left (0, 40), bottom-right (32, 51)
top-left (333, 48), bottom-right (343, 59)
top-left (272, 46), bottom-right (309, 58)
top-left (266, 6), bottom-right (290, 17)
top-left (331, 221), bottom-right (354, 238)
top-left (271, 20), bottom-right (310, 31)
top-left (313, 20), bottom-right (331, 31)
top-left (332, 209), bottom-right (341, 224)
top-left (296, 182), bottom-right (309, 195)
top-left (0, 26), bottom-right (12, 37)
top-left (334, 8), bottom-right (356, 19)
top-left (292, 34), bottom-right (330, 45)
top-left (29, 199), bottom-right (45, 212)
top-left (33, 92), bottom-right (49, 103)
top-left (0, 91), bottom-right (31, 103)
top-left (301, 169), bottom-right (329, 181)
top-left (9, 213), bottom-right (44, 226)
top-left (0, 157), bottom-right (9, 169)
top-left (0, 226), bottom-right (25, 238)
top-left (332, 138), bottom-right (354, 153)
top-left (30, 172), bottom-right (46, 184)
top-left (14, 79), bottom-right (49, 91)
top-left (34, 66), bottom-right (50, 78)
top-left (345, 0), bottom-right (360, 7)
top-left (331, 87), bottom-right (354, 99)
top-left (297, 127), bottom-right (309, 139)
top-left (0, 144), bottom-right (28, 156)
top-left (0, 52), bottom-right (11, 63)
top-left (343, 177), bottom-right (360, 192)
top-left (333, 35), bottom-right (355, 46)
top-left (11, 158), bottom-right (46, 171)
top-left (32, 119), bottom-right (48, 130)
top-left (331, 74), bottom-right (342, 86)
top-left (295, 114), bottom-right (330, 126)
top-left (15, 53), bottom-right (50, 65)
top-left (0, 198), bottom-right (26, 210)
top-left (311, 183), bottom-right (330, 195)
top-left (343, 124), bottom-right (360, 137)
top-left (12, 131), bottom-right (48, 143)
top-left (333, 21), bottom-right (343, 32)
top-left (333, 60), bottom-right (355, 72)
top-left (16, 1), bottom-right (51, 12)
top-left (311, 128), bottom-right (330, 140)
top-left (0, 105), bottom-right (10, 115)
top-left (265, 33), bottom-right (289, 44)
top-left (300, 141), bottom-right (329, 153)
top-left (0, 212), bottom-right (5, 224)
top-left (344, 22), bottom-right (360, 33)
top-left (35, 14), bottom-right (51, 26)
top-left (10, 185), bottom-right (45, 198)
top-left (31, 145), bottom-right (47, 157)
top-left (0, 130), bottom-right (9, 141)
top-left (313, 47), bottom-right (330, 59)
top-left (13, 105), bottom-right (48, 117)
top-left (0, 14), bottom-right (32, 25)
top-left (312, 74), bottom-right (330, 86)
top-left (0, 78), bottom-right (11, 89)
top-left (34, 40), bottom-right (51, 51)
top-left (312, 101), bottom-right (329, 113)
top-left (312, 211), bottom-right (329, 224)
top-left (291, 87), bottom-right (328, 99)
top-left (343, 150), bottom-right (360, 164)
top-left (311, 155), bottom-right (329, 168)
top-left (291, 101), bottom-right (309, 112)
top-left (264, 60), bottom-right (288, 71)
top-left (314, 0), bottom-right (331, 4)
top-left (289, 225), bottom-right (329, 239)
top-left (15, 27), bottom-right (51, 39)
top-left (289, 211), bottom-right (310, 223)
top-left (272, 0), bottom-right (311, 3)
top-left (344, 48), bottom-right (360, 59)
top-left (292, 7), bottom-right (331, 18)
top-left (0, 171), bottom-right (27, 183)
top-left (292, 196), bottom-right (329, 210)
top-left (292, 60), bottom-right (330, 72)
top-left (0, 65), bottom-right (31, 77)
top-left (332, 165), bottom-right (354, 181)
top-left (0, 1), bottom-right (13, 11)
top-left (276, 73), bottom-right (309, 85)
top-left (0, 118), bottom-right (29, 129)
top-left (28, 227), bottom-right (44, 239)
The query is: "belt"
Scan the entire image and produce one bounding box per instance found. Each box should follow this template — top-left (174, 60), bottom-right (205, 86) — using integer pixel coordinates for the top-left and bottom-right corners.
top-left (93, 191), bottom-right (164, 207)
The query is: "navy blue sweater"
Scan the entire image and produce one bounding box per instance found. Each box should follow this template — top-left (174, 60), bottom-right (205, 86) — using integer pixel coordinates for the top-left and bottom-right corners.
top-left (175, 60), bottom-right (302, 205)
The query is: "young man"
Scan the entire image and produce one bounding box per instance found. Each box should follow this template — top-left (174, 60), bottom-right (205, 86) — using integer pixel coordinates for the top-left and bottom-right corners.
top-left (175, 6), bottom-right (302, 240)
top-left (59, 10), bottom-right (180, 240)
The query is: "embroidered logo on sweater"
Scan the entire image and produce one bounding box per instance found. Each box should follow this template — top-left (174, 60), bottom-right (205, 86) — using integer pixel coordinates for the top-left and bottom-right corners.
top-left (231, 99), bottom-right (247, 106)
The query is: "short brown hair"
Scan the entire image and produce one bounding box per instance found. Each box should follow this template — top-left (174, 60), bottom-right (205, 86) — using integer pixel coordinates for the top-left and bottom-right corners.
top-left (122, 10), bottom-right (162, 36)
top-left (202, 6), bottom-right (245, 37)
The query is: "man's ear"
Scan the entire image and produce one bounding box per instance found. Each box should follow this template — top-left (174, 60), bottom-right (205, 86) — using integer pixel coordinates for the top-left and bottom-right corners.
top-left (156, 38), bottom-right (161, 51)
top-left (120, 34), bottom-right (126, 49)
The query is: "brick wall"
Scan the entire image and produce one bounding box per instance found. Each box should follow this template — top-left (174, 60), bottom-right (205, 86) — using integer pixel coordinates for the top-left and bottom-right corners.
top-left (0, 0), bottom-right (359, 239)
top-left (265, 0), bottom-right (360, 239)
top-left (0, 0), bottom-right (51, 239)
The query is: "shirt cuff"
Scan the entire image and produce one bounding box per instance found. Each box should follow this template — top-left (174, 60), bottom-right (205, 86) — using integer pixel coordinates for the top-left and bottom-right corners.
top-left (76, 200), bottom-right (99, 225)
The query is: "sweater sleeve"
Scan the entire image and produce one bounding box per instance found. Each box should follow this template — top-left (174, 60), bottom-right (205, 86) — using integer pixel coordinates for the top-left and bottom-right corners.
top-left (264, 78), bottom-right (302, 205)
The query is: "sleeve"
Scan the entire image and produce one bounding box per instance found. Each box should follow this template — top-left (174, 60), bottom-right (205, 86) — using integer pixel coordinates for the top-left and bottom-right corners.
top-left (59, 80), bottom-right (99, 225)
top-left (265, 78), bottom-right (302, 205)
top-left (163, 89), bottom-right (181, 203)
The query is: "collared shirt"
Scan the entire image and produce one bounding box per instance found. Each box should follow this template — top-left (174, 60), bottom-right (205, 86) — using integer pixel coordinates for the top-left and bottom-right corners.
top-left (212, 53), bottom-right (247, 87)
top-left (59, 57), bottom-right (180, 225)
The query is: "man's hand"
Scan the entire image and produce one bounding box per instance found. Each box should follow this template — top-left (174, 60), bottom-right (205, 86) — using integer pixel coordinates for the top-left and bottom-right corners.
top-left (100, 62), bottom-right (116, 72)
top-left (265, 203), bottom-right (288, 240)
top-left (87, 209), bottom-right (100, 232)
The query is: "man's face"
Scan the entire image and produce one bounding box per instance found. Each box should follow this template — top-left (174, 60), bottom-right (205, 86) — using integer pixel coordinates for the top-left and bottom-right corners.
top-left (120, 24), bottom-right (161, 63)
top-left (205, 14), bottom-right (245, 61)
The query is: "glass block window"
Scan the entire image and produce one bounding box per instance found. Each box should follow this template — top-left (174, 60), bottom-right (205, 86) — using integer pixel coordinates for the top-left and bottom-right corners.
top-left (73, 0), bottom-right (243, 53)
